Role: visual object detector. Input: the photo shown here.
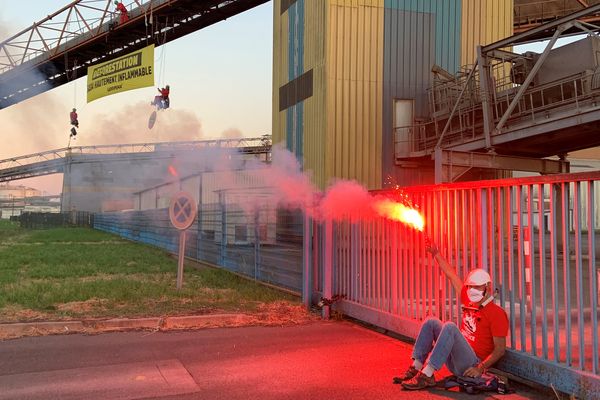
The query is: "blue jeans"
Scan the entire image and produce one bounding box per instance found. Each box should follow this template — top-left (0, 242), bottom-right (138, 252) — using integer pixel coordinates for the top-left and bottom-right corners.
top-left (412, 317), bottom-right (479, 376)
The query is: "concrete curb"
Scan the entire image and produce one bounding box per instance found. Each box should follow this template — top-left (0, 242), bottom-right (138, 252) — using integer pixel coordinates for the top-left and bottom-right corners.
top-left (0, 314), bottom-right (257, 340)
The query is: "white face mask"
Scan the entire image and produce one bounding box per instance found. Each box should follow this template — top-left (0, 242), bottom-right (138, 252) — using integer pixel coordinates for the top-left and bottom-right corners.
top-left (467, 287), bottom-right (485, 303)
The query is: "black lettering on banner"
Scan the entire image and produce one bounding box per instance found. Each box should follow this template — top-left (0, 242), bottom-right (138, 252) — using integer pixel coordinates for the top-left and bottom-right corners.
top-left (91, 52), bottom-right (143, 80)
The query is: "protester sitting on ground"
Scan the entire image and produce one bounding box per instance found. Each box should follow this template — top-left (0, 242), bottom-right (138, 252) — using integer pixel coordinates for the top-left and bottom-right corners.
top-left (397, 238), bottom-right (509, 391)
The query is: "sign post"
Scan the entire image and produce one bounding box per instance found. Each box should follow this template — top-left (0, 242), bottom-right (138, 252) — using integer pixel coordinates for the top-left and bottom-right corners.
top-left (168, 192), bottom-right (197, 290)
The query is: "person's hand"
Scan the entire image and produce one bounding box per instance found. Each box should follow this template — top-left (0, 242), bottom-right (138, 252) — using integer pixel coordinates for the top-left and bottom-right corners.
top-left (463, 365), bottom-right (483, 377)
top-left (424, 236), bottom-right (439, 256)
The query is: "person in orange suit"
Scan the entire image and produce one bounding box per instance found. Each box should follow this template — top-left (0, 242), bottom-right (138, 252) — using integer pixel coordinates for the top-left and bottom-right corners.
top-left (114, 1), bottom-right (129, 24)
top-left (158, 85), bottom-right (170, 109)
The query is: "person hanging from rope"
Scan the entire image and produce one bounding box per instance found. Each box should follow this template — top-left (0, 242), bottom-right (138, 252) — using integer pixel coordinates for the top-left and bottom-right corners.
top-left (114, 1), bottom-right (129, 25)
top-left (151, 94), bottom-right (164, 110)
top-left (158, 85), bottom-right (170, 109)
top-left (70, 108), bottom-right (79, 128)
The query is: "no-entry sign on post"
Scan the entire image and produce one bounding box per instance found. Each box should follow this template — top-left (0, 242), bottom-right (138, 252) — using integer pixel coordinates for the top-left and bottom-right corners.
top-left (169, 192), bottom-right (197, 289)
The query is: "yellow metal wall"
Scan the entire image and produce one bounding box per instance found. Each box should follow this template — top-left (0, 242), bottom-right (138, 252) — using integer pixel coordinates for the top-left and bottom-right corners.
top-left (326, 0), bottom-right (384, 190)
top-left (302, 0), bottom-right (327, 189)
top-left (460, 0), bottom-right (513, 66)
top-left (272, 2), bottom-right (288, 149)
top-left (273, 0), bottom-right (383, 190)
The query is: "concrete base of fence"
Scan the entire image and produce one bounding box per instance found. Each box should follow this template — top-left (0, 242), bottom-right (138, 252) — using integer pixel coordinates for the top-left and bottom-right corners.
top-left (0, 314), bottom-right (255, 340)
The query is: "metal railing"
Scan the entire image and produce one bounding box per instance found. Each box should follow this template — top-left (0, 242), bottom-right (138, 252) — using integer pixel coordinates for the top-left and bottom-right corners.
top-left (0, 137), bottom-right (271, 171)
top-left (412, 70), bottom-right (600, 157)
top-left (0, 0), bottom-right (149, 74)
top-left (308, 171), bottom-right (600, 398)
top-left (94, 204), bottom-right (303, 293)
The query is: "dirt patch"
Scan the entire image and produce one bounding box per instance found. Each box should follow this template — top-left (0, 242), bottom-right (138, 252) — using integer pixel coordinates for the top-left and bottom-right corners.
top-left (248, 301), bottom-right (320, 326)
top-left (0, 301), bottom-right (320, 340)
top-left (55, 298), bottom-right (109, 313)
top-left (0, 305), bottom-right (51, 323)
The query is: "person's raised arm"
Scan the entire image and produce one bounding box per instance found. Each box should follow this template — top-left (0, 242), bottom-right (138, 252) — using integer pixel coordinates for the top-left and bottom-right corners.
top-left (425, 238), bottom-right (462, 293)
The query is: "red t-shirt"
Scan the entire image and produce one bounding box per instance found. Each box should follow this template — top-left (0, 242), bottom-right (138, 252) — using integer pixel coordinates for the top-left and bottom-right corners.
top-left (460, 286), bottom-right (509, 360)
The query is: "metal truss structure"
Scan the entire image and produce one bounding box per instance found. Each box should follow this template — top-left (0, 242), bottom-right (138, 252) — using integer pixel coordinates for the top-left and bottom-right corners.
top-left (0, 136), bottom-right (272, 182)
top-left (0, 0), bottom-right (267, 109)
top-left (396, 4), bottom-right (600, 183)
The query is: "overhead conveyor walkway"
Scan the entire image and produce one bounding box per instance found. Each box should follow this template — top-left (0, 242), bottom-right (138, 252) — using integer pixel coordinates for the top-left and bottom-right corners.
top-left (0, 0), bottom-right (268, 109)
top-left (0, 137), bottom-right (272, 183)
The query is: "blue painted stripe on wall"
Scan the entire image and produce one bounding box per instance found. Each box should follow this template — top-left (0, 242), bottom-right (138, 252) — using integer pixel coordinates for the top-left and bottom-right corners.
top-left (286, 4), bottom-right (295, 153)
top-left (384, 0), bottom-right (461, 73)
top-left (296, 0), bottom-right (304, 161)
top-left (286, 0), bottom-right (304, 161)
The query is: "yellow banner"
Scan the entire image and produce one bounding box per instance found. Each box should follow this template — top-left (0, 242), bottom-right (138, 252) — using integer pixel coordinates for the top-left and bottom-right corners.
top-left (87, 44), bottom-right (154, 102)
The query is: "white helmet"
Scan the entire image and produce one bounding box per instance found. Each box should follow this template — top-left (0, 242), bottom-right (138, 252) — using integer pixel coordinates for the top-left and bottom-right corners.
top-left (465, 268), bottom-right (491, 286)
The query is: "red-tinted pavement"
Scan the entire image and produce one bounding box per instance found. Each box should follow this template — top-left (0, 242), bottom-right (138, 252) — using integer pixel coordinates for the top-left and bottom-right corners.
top-left (0, 320), bottom-right (550, 400)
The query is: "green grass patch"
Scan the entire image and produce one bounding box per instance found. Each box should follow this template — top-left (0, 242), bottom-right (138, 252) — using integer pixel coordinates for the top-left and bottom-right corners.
top-left (0, 225), bottom-right (298, 322)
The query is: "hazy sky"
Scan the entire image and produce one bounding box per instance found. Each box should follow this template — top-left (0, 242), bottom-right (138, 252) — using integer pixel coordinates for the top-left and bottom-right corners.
top-left (0, 0), bottom-right (273, 194)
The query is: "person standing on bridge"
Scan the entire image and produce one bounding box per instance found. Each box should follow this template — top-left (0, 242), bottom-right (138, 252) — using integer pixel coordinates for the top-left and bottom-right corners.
top-left (70, 108), bottom-right (79, 128)
top-left (395, 239), bottom-right (508, 391)
top-left (114, 1), bottom-right (129, 25)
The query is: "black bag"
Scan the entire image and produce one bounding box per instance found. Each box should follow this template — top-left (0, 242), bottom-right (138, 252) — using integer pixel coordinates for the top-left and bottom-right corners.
top-left (443, 372), bottom-right (512, 394)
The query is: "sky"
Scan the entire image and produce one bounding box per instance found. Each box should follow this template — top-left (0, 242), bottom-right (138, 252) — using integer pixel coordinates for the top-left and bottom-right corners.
top-left (0, 0), bottom-right (273, 194)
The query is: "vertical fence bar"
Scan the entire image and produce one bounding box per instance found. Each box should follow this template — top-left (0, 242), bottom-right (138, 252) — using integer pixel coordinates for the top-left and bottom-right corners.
top-left (254, 210), bottom-right (260, 280)
top-left (527, 185), bottom-right (536, 357)
top-left (402, 221), bottom-right (408, 317)
top-left (507, 186), bottom-right (516, 349)
top-left (220, 193), bottom-right (226, 266)
top-left (322, 219), bottom-right (333, 319)
top-left (352, 222), bottom-right (357, 304)
top-left (487, 188), bottom-right (495, 295)
top-left (562, 182), bottom-right (572, 366)
top-left (588, 180), bottom-right (599, 374)
top-left (538, 183), bottom-right (548, 359)
top-left (441, 190), bottom-right (447, 320)
top-left (517, 185), bottom-right (526, 352)
top-left (497, 187), bottom-right (506, 307)
top-left (302, 213), bottom-right (312, 309)
top-left (550, 183), bottom-right (560, 362)
top-left (573, 182), bottom-right (584, 370)
top-left (454, 189), bottom-right (461, 323)
top-left (479, 189), bottom-right (488, 270)
top-left (391, 221), bottom-right (398, 315)
top-left (432, 191), bottom-right (439, 318)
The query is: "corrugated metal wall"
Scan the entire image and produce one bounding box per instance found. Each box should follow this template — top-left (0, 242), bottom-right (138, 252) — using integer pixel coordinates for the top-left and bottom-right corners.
top-left (272, 1), bottom-right (289, 149)
top-left (303, 1), bottom-right (327, 189)
top-left (461, 0), bottom-right (513, 67)
top-left (382, 0), bottom-right (512, 187)
top-left (327, 0), bottom-right (384, 190)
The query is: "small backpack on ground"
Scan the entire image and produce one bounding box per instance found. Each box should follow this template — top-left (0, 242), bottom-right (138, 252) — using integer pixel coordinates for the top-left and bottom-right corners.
top-left (443, 372), bottom-right (513, 394)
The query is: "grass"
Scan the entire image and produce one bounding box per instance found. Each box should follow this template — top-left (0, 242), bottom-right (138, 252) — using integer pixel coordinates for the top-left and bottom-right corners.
top-left (0, 223), bottom-right (301, 323)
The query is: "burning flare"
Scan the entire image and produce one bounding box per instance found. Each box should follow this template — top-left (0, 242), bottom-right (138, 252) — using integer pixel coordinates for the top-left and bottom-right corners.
top-left (373, 198), bottom-right (424, 231)
top-left (168, 165), bottom-right (179, 178)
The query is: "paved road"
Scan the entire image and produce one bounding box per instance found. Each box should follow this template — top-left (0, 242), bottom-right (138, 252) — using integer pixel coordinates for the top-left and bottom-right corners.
top-left (0, 320), bottom-right (549, 400)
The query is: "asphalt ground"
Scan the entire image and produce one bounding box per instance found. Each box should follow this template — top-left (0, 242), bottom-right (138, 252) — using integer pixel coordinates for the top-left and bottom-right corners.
top-left (0, 319), bottom-right (551, 400)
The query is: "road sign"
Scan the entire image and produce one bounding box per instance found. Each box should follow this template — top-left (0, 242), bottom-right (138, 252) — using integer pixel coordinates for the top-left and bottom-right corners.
top-left (169, 191), bottom-right (197, 230)
top-left (168, 192), bottom-right (197, 290)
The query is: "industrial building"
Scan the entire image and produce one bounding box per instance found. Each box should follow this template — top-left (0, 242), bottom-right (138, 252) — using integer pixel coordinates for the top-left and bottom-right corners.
top-left (273, 0), bottom-right (512, 189)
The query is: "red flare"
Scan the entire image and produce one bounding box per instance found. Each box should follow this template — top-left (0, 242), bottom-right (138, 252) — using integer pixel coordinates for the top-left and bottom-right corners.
top-left (168, 165), bottom-right (178, 178)
top-left (373, 198), bottom-right (424, 231)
